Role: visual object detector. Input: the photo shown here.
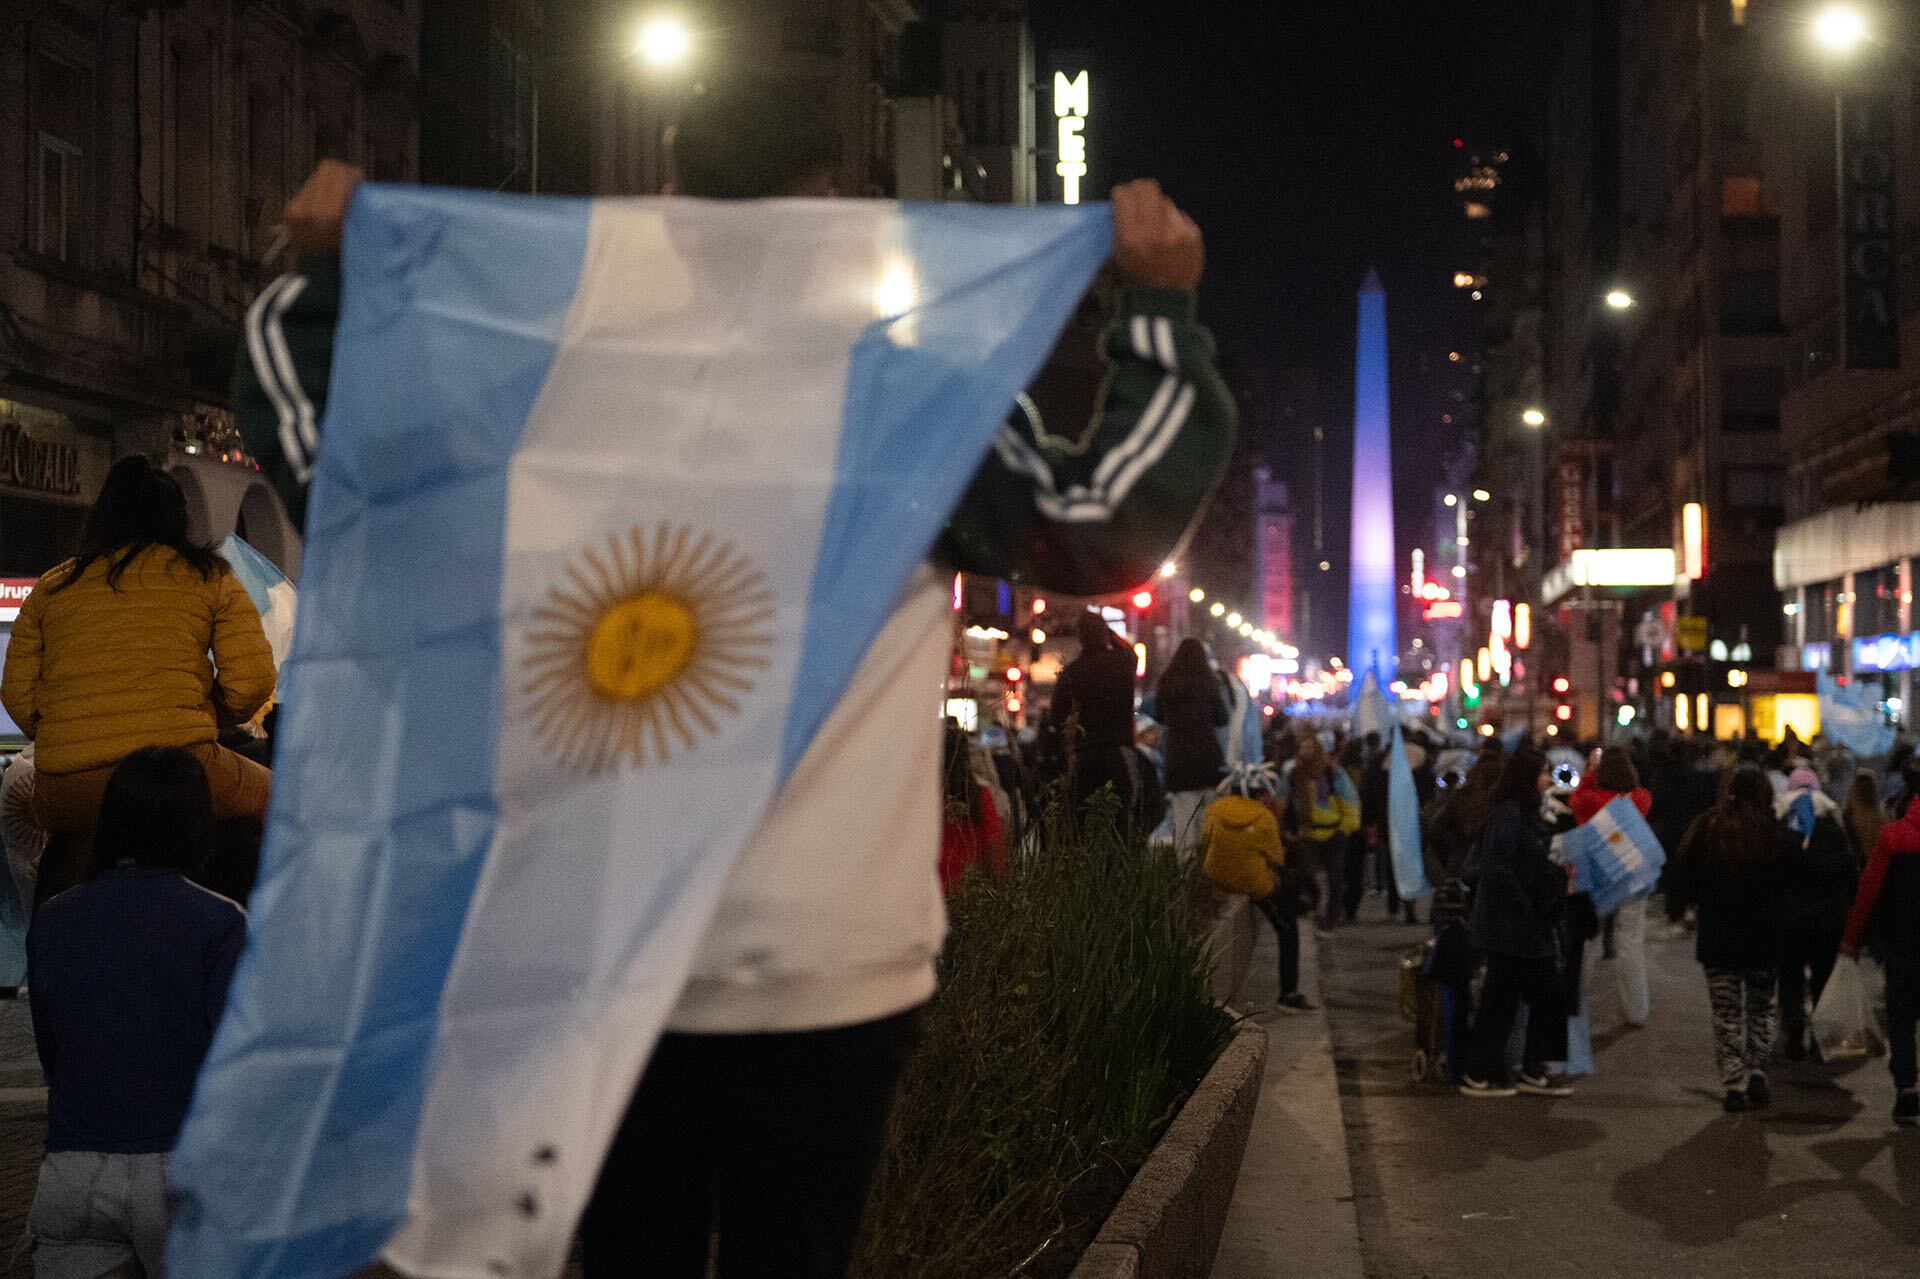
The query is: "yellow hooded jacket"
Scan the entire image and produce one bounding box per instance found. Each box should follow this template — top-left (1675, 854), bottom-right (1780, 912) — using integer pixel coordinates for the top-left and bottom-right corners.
top-left (1202, 794), bottom-right (1287, 898)
top-left (1, 547), bottom-right (275, 775)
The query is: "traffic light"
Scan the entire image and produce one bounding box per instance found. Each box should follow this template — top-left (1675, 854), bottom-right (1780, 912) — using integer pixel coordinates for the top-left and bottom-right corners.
top-left (1554, 703), bottom-right (1573, 722)
top-left (1132, 589), bottom-right (1154, 610)
top-left (1005, 666), bottom-right (1023, 684)
top-left (1551, 676), bottom-right (1571, 695)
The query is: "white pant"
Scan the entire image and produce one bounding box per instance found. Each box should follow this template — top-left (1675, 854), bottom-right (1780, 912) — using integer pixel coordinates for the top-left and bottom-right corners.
top-left (30, 1150), bottom-right (170, 1278)
top-left (1169, 790), bottom-right (1212, 862)
top-left (1585, 895), bottom-right (1652, 1027)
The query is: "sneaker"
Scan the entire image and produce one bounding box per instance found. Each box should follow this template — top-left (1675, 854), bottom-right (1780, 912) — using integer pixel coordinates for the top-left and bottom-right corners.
top-left (1723, 1090), bottom-right (1749, 1114)
top-left (1459, 1077), bottom-right (1517, 1098)
top-left (1515, 1070), bottom-right (1575, 1098)
top-left (1896, 1090), bottom-right (1919, 1126)
top-left (1276, 992), bottom-right (1317, 1013)
top-left (1746, 1073), bottom-right (1772, 1109)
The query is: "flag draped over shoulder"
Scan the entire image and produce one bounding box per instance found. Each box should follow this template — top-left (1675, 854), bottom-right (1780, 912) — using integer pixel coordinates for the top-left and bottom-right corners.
top-left (1386, 726), bottom-right (1429, 901)
top-left (168, 188), bottom-right (1111, 1279)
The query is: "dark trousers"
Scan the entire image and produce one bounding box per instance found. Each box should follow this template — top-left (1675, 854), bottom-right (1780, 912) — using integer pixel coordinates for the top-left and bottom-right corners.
top-left (1468, 953), bottom-right (1568, 1083)
top-left (1068, 746), bottom-right (1139, 835)
top-left (1888, 954), bottom-right (1920, 1092)
top-left (1252, 887), bottom-right (1301, 998)
top-left (581, 1008), bottom-right (923, 1279)
top-left (1778, 927), bottom-right (1843, 1053)
top-left (1315, 836), bottom-right (1346, 927)
top-left (1341, 836), bottom-right (1367, 920)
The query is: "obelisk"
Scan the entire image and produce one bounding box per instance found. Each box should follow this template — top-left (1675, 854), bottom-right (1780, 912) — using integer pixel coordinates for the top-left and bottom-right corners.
top-left (1347, 267), bottom-right (1397, 678)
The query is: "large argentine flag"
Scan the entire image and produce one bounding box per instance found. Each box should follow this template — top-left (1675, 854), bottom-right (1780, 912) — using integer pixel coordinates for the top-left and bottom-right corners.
top-left (169, 187), bottom-right (1110, 1279)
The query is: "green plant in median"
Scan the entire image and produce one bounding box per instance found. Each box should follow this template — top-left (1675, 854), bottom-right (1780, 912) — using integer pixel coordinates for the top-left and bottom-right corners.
top-left (851, 795), bottom-right (1235, 1279)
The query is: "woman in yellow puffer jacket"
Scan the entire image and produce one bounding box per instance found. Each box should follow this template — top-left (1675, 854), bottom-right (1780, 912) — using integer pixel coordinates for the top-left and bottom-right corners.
top-left (1, 457), bottom-right (276, 899)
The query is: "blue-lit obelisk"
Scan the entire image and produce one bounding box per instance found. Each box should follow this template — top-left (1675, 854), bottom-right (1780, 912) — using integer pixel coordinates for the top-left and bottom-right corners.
top-left (1347, 267), bottom-right (1397, 678)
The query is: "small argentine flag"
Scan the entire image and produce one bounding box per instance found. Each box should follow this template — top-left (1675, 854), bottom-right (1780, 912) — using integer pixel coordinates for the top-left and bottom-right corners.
top-left (169, 187), bottom-right (1111, 1279)
top-left (215, 534), bottom-right (297, 676)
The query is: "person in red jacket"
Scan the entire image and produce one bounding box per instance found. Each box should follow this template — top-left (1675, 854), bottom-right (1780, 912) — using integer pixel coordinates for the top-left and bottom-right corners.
top-left (1840, 760), bottom-right (1920, 1126)
top-left (1570, 748), bottom-right (1655, 1028)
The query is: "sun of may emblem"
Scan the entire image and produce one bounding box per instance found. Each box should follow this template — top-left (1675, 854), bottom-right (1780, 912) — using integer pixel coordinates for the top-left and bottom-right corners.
top-left (523, 524), bottom-right (774, 772)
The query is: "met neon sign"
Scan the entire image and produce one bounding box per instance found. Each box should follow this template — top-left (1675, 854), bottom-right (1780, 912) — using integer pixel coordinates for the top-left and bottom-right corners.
top-left (1054, 70), bottom-right (1089, 204)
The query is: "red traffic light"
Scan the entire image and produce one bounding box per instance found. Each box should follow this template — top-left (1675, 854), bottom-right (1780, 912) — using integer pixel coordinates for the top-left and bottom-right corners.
top-left (1554, 704), bottom-right (1574, 722)
top-left (1131, 589), bottom-right (1154, 610)
top-left (1552, 676), bottom-right (1571, 694)
top-left (1005, 666), bottom-right (1023, 684)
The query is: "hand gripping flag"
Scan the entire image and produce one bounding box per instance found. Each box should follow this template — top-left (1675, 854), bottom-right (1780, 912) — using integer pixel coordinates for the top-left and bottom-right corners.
top-left (168, 188), bottom-right (1111, 1279)
top-left (1563, 794), bottom-right (1666, 917)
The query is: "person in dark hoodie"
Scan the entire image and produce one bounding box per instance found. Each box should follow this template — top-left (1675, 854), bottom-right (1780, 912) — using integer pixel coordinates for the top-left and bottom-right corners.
top-left (1048, 614), bottom-right (1145, 830)
top-left (1459, 745), bottom-right (1574, 1099)
top-left (1775, 765), bottom-right (1859, 1062)
top-left (1155, 638), bottom-right (1228, 859)
top-left (1841, 757), bottom-right (1920, 1126)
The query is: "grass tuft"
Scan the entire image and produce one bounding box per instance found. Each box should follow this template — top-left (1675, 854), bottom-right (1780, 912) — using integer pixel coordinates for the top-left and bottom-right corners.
top-left (851, 793), bottom-right (1235, 1278)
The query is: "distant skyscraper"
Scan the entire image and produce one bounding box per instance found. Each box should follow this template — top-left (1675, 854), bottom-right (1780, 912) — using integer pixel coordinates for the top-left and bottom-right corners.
top-left (1254, 467), bottom-right (1295, 641)
top-left (1348, 268), bottom-right (1397, 677)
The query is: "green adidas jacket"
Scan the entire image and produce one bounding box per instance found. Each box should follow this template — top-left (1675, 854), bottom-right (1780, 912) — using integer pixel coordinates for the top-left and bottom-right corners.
top-left (233, 255), bottom-right (1234, 596)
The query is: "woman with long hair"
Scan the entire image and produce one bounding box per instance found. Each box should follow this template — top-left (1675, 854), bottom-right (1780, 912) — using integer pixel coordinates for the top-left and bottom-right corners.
top-left (1571, 747), bottom-right (1655, 1028)
top-left (1460, 745), bottom-right (1573, 1098)
top-left (1845, 771), bottom-right (1886, 866)
top-left (938, 720), bottom-right (1004, 893)
top-left (1, 457), bottom-right (276, 902)
top-left (1155, 639), bottom-right (1227, 860)
top-left (1667, 766), bottom-right (1798, 1111)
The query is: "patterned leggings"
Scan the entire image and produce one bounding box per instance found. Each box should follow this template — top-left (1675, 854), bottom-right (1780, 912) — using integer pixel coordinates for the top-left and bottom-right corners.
top-left (1706, 966), bottom-right (1778, 1090)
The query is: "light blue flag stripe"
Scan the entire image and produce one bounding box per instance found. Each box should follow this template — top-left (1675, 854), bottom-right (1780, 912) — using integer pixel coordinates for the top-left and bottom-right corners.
top-left (784, 204), bottom-right (1111, 772)
top-left (170, 187), bottom-right (593, 1279)
top-left (1387, 726), bottom-right (1431, 901)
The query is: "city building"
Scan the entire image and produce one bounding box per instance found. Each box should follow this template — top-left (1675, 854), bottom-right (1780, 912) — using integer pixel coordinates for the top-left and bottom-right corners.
top-left (1253, 467), bottom-right (1294, 646)
top-left (1, 2), bottom-right (418, 576)
top-left (1762, 1), bottom-right (1920, 723)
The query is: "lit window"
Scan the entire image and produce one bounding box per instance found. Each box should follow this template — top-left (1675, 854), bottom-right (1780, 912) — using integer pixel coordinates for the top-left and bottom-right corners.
top-left (36, 134), bottom-right (78, 259)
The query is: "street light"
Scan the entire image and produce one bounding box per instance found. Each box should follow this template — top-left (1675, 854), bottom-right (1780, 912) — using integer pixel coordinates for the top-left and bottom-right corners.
top-left (1521, 407), bottom-right (1547, 428)
top-left (1604, 289), bottom-right (1635, 310)
top-left (1472, 488), bottom-right (1492, 502)
top-left (634, 12), bottom-right (695, 69)
top-left (1813, 5), bottom-right (1870, 53)
top-left (531, 13), bottom-right (696, 195)
top-left (1444, 493), bottom-right (1458, 507)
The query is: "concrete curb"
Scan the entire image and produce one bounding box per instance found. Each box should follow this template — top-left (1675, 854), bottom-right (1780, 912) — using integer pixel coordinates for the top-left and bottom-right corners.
top-left (1067, 1018), bottom-right (1269, 1279)
top-left (1204, 894), bottom-right (1256, 1008)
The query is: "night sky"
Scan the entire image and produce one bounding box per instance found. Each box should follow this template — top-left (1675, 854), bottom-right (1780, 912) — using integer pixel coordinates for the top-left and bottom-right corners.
top-left (1028, 0), bottom-right (1560, 657)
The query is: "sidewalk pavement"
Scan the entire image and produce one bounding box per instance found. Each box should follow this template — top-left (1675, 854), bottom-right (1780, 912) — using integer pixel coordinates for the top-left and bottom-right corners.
top-left (1210, 917), bottom-right (1366, 1279)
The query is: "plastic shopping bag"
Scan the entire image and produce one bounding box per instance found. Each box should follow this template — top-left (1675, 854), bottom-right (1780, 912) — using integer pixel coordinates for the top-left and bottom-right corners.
top-left (1811, 955), bottom-right (1886, 1061)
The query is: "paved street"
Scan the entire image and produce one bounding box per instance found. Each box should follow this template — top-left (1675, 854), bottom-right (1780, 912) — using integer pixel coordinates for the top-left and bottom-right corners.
top-left (1316, 907), bottom-right (1918, 1279)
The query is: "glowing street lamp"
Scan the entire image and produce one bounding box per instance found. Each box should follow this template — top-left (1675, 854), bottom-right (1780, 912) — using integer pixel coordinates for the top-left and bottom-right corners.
top-left (634, 12), bottom-right (695, 69)
top-left (1812, 5), bottom-right (1870, 54)
top-left (1521, 407), bottom-right (1547, 428)
top-left (1604, 289), bottom-right (1635, 310)
top-left (1472, 488), bottom-right (1492, 502)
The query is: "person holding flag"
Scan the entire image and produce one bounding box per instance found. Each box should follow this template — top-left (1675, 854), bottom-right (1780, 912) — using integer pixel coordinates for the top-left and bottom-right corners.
top-left (188, 76), bottom-right (1235, 1279)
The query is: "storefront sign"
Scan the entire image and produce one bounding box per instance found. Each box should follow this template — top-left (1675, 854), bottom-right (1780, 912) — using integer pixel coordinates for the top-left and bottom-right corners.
top-left (1841, 92), bottom-right (1901, 370)
top-left (1054, 70), bottom-right (1090, 205)
top-left (0, 421), bottom-right (81, 496)
top-left (1676, 614), bottom-right (1709, 653)
top-left (1852, 630), bottom-right (1920, 673)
